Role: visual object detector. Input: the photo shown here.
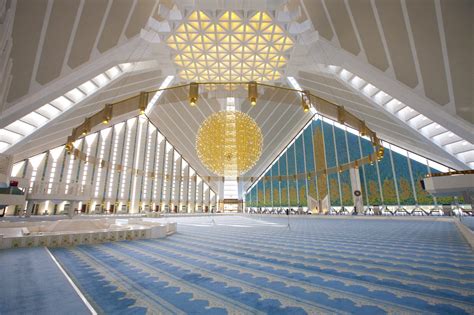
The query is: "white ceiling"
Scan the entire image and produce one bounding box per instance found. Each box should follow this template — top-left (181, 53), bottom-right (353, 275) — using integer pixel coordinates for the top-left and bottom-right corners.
top-left (1, 0), bottom-right (472, 191)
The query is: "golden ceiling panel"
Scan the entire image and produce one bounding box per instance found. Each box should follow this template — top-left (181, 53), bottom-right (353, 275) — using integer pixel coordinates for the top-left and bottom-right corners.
top-left (166, 11), bottom-right (294, 82)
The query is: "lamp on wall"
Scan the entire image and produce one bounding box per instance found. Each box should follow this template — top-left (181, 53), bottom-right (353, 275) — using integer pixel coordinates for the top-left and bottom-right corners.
top-left (189, 82), bottom-right (199, 106)
top-left (65, 137), bottom-right (74, 154)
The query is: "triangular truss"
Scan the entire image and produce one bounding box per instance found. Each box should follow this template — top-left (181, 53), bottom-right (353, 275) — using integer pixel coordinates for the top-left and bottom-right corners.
top-left (11, 115), bottom-right (217, 213)
top-left (166, 11), bottom-right (294, 82)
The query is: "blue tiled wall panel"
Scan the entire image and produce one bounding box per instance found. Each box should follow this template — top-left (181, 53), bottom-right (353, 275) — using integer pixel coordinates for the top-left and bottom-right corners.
top-left (246, 118), bottom-right (456, 208)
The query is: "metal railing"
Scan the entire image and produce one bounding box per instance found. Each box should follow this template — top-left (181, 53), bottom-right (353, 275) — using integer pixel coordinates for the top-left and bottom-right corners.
top-left (427, 170), bottom-right (474, 178)
top-left (28, 181), bottom-right (92, 198)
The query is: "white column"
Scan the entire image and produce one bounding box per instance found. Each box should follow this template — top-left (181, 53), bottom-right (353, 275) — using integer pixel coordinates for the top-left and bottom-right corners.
top-left (349, 167), bottom-right (364, 214)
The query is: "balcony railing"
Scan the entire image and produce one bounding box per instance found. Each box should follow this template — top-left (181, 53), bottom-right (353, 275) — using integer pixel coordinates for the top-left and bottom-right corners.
top-left (28, 181), bottom-right (92, 200)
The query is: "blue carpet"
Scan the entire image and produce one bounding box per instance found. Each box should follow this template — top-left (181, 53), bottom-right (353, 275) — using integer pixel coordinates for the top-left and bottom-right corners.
top-left (0, 247), bottom-right (90, 314)
top-left (461, 217), bottom-right (474, 231)
top-left (51, 216), bottom-right (474, 314)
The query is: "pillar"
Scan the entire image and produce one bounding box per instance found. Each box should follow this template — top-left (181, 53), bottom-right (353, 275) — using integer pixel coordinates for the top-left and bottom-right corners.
top-left (350, 167), bottom-right (364, 214)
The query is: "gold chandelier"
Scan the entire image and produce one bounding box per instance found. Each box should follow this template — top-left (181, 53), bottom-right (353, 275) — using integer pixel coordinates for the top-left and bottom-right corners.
top-left (65, 82), bottom-right (384, 183)
top-left (196, 110), bottom-right (263, 176)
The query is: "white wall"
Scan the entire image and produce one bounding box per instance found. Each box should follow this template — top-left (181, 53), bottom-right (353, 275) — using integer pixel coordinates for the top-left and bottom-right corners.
top-left (10, 116), bottom-right (216, 214)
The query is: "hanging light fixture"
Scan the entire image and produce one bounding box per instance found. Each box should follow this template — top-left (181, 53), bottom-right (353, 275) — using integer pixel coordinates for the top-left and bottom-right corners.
top-left (338, 106), bottom-right (345, 124)
top-left (354, 160), bottom-right (359, 169)
top-left (139, 91), bottom-right (148, 115)
top-left (377, 146), bottom-right (384, 160)
top-left (189, 82), bottom-right (199, 106)
top-left (103, 104), bottom-right (112, 125)
top-left (248, 81), bottom-right (258, 106)
top-left (301, 90), bottom-right (311, 112)
top-left (64, 81), bottom-right (385, 183)
top-left (359, 121), bottom-right (367, 137)
top-left (82, 118), bottom-right (90, 136)
top-left (371, 135), bottom-right (379, 147)
top-left (196, 110), bottom-right (263, 176)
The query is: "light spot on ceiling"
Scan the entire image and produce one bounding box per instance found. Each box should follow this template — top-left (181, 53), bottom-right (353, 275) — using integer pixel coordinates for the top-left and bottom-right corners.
top-left (166, 11), bottom-right (294, 82)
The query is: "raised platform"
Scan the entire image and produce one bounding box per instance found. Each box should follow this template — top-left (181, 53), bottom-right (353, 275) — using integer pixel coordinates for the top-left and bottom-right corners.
top-left (0, 218), bottom-right (177, 249)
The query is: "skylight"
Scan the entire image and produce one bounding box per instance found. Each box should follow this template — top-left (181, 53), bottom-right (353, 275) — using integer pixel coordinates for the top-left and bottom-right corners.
top-left (326, 65), bottom-right (473, 168)
top-left (166, 11), bottom-right (294, 82)
top-left (287, 76), bottom-right (316, 114)
top-left (0, 64), bottom-right (132, 153)
top-left (145, 75), bottom-right (175, 115)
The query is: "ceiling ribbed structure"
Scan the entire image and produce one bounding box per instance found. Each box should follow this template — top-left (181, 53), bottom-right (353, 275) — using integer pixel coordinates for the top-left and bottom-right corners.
top-left (2, 3), bottom-right (474, 314)
top-left (166, 10), bottom-right (294, 82)
top-left (0, 0), bottom-right (472, 193)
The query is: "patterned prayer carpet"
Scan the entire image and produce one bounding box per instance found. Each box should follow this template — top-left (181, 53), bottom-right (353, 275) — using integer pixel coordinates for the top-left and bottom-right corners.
top-left (51, 216), bottom-right (474, 314)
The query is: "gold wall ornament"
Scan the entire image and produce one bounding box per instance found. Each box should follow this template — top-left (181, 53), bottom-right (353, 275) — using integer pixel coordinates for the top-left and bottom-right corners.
top-left (196, 110), bottom-right (263, 176)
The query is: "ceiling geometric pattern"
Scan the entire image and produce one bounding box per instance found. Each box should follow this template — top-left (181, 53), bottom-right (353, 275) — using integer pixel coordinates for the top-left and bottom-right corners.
top-left (1, 0), bottom-right (472, 194)
top-left (166, 11), bottom-right (294, 82)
